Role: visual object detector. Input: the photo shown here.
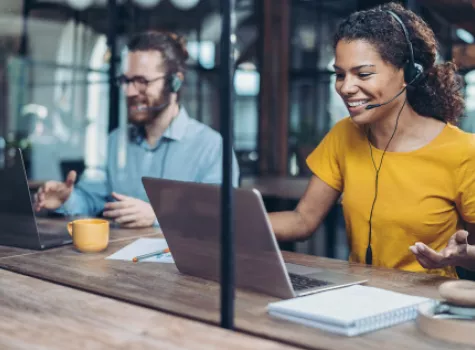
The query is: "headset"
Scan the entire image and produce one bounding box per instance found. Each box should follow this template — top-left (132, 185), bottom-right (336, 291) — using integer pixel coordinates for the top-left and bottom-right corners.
top-left (169, 73), bottom-right (183, 94)
top-left (387, 10), bottom-right (424, 86)
top-left (365, 10), bottom-right (424, 265)
top-left (365, 10), bottom-right (424, 110)
top-left (136, 73), bottom-right (183, 113)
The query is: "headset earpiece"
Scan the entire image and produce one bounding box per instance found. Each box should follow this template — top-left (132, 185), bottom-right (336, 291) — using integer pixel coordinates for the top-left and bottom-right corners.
top-left (386, 10), bottom-right (424, 87)
top-left (404, 61), bottom-right (423, 86)
top-left (169, 74), bottom-right (183, 93)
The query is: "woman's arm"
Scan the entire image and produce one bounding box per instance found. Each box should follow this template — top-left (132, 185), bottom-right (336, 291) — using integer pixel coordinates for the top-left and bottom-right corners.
top-left (268, 175), bottom-right (341, 242)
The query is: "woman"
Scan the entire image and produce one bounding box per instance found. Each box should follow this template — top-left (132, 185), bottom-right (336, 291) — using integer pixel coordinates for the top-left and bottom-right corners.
top-left (269, 2), bottom-right (475, 277)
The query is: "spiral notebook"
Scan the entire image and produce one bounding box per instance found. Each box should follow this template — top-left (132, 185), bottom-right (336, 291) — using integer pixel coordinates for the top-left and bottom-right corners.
top-left (267, 285), bottom-right (436, 336)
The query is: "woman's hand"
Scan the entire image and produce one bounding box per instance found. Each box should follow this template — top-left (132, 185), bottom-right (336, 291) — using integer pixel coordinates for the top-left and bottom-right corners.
top-left (410, 230), bottom-right (475, 271)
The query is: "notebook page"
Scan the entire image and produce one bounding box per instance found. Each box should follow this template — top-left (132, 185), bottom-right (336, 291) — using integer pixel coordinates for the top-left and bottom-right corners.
top-left (106, 238), bottom-right (174, 263)
top-left (267, 285), bottom-right (431, 327)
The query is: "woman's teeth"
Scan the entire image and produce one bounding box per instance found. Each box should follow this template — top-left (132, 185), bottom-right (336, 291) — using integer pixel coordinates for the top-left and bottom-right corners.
top-left (347, 100), bottom-right (369, 107)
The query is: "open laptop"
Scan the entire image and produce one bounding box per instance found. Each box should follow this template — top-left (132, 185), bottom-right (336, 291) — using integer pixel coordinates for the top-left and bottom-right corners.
top-left (0, 148), bottom-right (72, 250)
top-left (142, 177), bottom-right (367, 299)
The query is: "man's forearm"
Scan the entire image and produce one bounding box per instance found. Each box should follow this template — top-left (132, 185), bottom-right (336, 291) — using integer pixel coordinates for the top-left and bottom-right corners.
top-left (55, 184), bottom-right (107, 217)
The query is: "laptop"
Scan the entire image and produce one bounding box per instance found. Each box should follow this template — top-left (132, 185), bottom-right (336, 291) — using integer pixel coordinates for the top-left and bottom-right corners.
top-left (0, 148), bottom-right (72, 250)
top-left (142, 177), bottom-right (367, 299)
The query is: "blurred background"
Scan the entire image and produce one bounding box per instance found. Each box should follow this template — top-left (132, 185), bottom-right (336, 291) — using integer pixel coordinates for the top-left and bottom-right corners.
top-left (0, 0), bottom-right (475, 260)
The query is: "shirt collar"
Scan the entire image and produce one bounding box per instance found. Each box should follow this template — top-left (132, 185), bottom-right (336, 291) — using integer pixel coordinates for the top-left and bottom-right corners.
top-left (162, 106), bottom-right (189, 141)
top-left (129, 106), bottom-right (190, 145)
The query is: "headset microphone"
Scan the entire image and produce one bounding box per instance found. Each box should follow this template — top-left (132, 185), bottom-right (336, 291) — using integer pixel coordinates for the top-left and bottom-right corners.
top-left (365, 86), bottom-right (407, 110)
top-left (364, 10), bottom-right (423, 112)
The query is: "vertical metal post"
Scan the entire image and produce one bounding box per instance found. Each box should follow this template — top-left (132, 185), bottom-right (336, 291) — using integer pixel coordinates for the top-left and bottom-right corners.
top-left (278, 0), bottom-right (289, 175)
top-left (108, 0), bottom-right (120, 132)
top-left (17, 0), bottom-right (31, 135)
top-left (219, 0), bottom-right (235, 330)
top-left (196, 23), bottom-right (203, 122)
top-left (71, 10), bottom-right (79, 128)
top-left (19, 0), bottom-right (30, 56)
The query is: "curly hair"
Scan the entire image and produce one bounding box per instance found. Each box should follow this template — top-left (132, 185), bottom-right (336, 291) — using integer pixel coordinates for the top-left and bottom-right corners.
top-left (334, 2), bottom-right (464, 124)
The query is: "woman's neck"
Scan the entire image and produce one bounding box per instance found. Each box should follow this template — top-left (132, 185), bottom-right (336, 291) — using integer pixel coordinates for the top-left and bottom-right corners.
top-left (367, 103), bottom-right (445, 153)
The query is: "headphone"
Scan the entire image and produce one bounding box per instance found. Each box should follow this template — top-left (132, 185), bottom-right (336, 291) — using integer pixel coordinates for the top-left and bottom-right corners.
top-left (365, 10), bottom-right (422, 265)
top-left (168, 73), bottom-right (183, 93)
top-left (386, 10), bottom-right (423, 86)
top-left (164, 31), bottom-right (185, 94)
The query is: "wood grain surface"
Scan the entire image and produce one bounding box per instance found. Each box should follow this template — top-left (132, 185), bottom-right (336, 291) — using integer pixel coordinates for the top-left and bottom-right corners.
top-left (0, 268), bottom-right (298, 350)
top-left (0, 235), bottom-right (470, 350)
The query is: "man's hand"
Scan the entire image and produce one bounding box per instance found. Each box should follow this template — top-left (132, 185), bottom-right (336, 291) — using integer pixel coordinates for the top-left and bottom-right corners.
top-left (103, 192), bottom-right (156, 228)
top-left (34, 171), bottom-right (76, 211)
top-left (410, 230), bottom-right (475, 271)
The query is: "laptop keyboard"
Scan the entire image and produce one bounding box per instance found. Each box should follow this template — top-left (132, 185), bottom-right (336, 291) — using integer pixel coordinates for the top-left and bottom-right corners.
top-left (288, 273), bottom-right (331, 291)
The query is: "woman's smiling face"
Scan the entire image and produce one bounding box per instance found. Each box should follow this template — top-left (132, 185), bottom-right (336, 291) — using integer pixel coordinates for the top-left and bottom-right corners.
top-left (333, 39), bottom-right (406, 125)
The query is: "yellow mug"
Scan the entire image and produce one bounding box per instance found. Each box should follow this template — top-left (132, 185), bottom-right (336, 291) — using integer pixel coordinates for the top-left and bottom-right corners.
top-left (67, 219), bottom-right (109, 253)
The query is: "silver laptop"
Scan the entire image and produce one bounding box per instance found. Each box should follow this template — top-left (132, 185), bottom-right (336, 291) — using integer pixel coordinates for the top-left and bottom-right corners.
top-left (142, 177), bottom-right (367, 299)
top-left (0, 148), bottom-right (72, 250)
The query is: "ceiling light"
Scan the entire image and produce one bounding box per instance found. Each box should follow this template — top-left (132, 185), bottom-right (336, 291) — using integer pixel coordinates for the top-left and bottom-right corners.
top-left (456, 28), bottom-right (474, 44)
top-left (65, 0), bottom-right (95, 10)
top-left (133, 0), bottom-right (161, 7)
top-left (170, 0), bottom-right (200, 10)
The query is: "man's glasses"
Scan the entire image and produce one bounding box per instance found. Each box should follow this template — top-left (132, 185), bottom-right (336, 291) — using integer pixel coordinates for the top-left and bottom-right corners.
top-left (115, 75), bottom-right (166, 93)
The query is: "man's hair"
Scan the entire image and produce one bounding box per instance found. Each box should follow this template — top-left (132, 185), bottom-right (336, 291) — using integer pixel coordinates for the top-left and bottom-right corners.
top-left (127, 31), bottom-right (189, 76)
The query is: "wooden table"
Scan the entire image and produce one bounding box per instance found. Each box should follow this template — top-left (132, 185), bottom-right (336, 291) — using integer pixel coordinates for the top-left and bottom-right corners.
top-left (0, 235), bottom-right (470, 350)
top-left (0, 269), bottom-right (297, 350)
top-left (0, 217), bottom-right (160, 259)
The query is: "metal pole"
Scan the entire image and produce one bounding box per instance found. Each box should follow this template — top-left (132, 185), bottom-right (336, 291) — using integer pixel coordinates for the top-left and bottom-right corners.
top-left (196, 23), bottom-right (203, 122)
top-left (71, 10), bottom-right (79, 130)
top-left (108, 0), bottom-right (120, 133)
top-left (219, 0), bottom-right (235, 330)
top-left (19, 0), bottom-right (30, 56)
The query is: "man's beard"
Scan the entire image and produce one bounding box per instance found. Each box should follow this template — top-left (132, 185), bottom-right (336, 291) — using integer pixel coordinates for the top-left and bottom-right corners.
top-left (127, 93), bottom-right (170, 127)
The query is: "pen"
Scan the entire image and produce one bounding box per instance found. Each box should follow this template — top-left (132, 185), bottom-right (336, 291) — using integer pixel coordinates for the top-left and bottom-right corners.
top-left (132, 248), bottom-right (170, 263)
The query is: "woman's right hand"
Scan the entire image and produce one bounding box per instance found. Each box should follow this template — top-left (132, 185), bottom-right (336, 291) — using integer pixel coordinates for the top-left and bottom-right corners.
top-left (410, 230), bottom-right (475, 271)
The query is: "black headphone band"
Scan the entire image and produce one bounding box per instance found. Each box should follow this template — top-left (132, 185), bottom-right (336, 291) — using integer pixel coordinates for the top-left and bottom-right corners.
top-left (386, 10), bottom-right (415, 66)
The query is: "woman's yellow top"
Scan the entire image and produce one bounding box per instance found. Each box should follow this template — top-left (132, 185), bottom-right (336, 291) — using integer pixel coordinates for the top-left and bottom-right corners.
top-left (306, 117), bottom-right (475, 277)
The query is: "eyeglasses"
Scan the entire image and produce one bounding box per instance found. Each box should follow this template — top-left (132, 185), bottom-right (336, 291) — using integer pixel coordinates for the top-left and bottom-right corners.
top-left (115, 75), bottom-right (166, 93)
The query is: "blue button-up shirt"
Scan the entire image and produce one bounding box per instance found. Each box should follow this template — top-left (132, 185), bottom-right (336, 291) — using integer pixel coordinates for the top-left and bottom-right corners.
top-left (59, 107), bottom-right (240, 217)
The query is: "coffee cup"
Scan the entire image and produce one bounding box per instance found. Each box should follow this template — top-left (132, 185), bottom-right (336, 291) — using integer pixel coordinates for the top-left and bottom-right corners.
top-left (67, 218), bottom-right (109, 253)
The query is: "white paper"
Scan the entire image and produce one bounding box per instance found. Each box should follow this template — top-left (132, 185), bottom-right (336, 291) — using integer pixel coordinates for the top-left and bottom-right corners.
top-left (267, 285), bottom-right (431, 325)
top-left (106, 238), bottom-right (174, 263)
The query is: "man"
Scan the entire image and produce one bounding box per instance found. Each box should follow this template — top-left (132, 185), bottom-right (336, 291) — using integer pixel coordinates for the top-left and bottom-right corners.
top-left (34, 31), bottom-right (240, 228)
